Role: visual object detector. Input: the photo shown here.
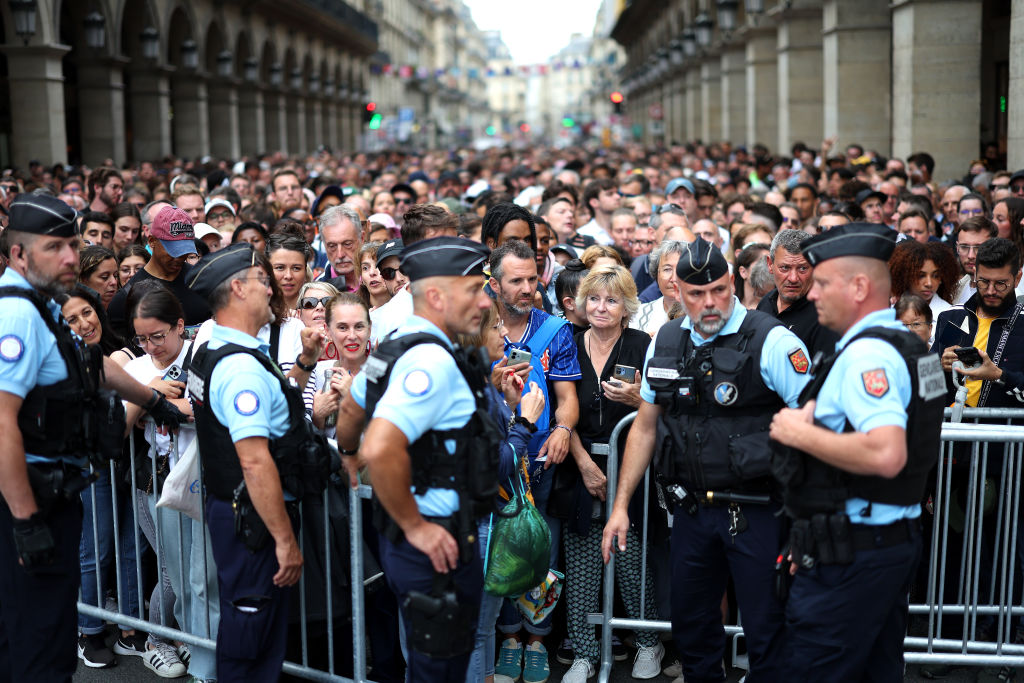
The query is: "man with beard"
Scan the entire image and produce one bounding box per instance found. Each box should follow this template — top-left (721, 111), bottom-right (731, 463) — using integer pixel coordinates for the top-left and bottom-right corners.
top-left (0, 195), bottom-right (185, 681)
top-left (490, 238), bottom-right (580, 683)
top-left (315, 205), bottom-right (363, 293)
top-left (107, 205), bottom-right (210, 338)
top-left (933, 238), bottom-right (1024, 408)
top-left (951, 217), bottom-right (998, 305)
top-left (88, 167), bottom-right (124, 215)
top-left (758, 229), bottom-right (839, 359)
top-left (602, 237), bottom-right (809, 683)
top-left (436, 171), bottom-right (462, 200)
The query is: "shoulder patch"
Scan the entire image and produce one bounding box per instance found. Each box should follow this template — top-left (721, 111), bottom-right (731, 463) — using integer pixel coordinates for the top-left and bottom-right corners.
top-left (0, 334), bottom-right (24, 362)
top-left (402, 369), bottom-right (432, 396)
top-left (788, 347), bottom-right (809, 374)
top-left (233, 390), bottom-right (260, 416)
top-left (861, 368), bottom-right (889, 398)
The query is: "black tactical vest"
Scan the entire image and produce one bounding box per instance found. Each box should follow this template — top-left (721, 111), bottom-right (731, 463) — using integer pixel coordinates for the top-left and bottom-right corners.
top-left (647, 310), bottom-right (789, 491)
top-left (362, 332), bottom-right (504, 532)
top-left (0, 286), bottom-right (115, 465)
top-left (771, 326), bottom-right (945, 519)
top-left (187, 341), bottom-right (331, 501)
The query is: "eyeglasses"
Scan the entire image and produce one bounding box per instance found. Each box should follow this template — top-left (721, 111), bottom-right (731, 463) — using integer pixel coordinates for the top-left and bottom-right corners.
top-left (133, 326), bottom-right (173, 348)
top-left (207, 211), bottom-right (233, 222)
top-left (976, 277), bottom-right (1012, 293)
top-left (956, 243), bottom-right (981, 254)
top-left (300, 296), bottom-right (332, 309)
top-left (959, 208), bottom-right (984, 217)
top-left (903, 321), bottom-right (929, 331)
top-left (245, 274), bottom-right (270, 287)
top-left (380, 266), bottom-right (401, 281)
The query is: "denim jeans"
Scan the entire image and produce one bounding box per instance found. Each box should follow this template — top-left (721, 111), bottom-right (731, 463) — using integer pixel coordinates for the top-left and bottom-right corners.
top-left (78, 468), bottom-right (141, 634)
top-left (467, 517), bottom-right (504, 682)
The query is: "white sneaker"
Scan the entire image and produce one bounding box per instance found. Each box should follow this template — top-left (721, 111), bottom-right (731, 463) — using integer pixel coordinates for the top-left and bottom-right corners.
top-left (662, 658), bottom-right (682, 677)
top-left (631, 641), bottom-right (664, 679)
top-left (143, 641), bottom-right (187, 679)
top-left (561, 658), bottom-right (595, 683)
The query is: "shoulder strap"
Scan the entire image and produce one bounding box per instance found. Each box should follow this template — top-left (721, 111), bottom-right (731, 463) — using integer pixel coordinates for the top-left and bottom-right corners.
top-left (653, 319), bottom-right (687, 357)
top-left (269, 323), bottom-right (282, 365)
top-left (525, 314), bottom-right (566, 356)
top-left (363, 332), bottom-right (454, 417)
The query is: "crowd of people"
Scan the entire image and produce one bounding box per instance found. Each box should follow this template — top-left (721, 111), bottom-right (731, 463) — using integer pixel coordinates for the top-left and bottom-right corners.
top-left (0, 138), bottom-right (1018, 683)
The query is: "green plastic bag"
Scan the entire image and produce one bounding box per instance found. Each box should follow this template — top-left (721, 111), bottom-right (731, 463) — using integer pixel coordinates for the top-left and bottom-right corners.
top-left (483, 477), bottom-right (551, 597)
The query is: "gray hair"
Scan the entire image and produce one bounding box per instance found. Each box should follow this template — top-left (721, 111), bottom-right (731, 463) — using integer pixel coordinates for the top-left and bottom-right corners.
top-left (648, 239), bottom-right (689, 280)
top-left (141, 200), bottom-right (170, 227)
top-left (649, 206), bottom-right (686, 233)
top-left (748, 256), bottom-right (774, 295)
top-left (208, 267), bottom-right (251, 312)
top-left (769, 228), bottom-right (811, 259)
top-left (319, 204), bottom-right (361, 233)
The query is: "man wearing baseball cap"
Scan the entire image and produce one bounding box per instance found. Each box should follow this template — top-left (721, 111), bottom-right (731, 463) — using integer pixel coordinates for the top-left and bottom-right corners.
top-left (107, 205), bottom-right (210, 338)
top-left (665, 177), bottom-right (698, 223)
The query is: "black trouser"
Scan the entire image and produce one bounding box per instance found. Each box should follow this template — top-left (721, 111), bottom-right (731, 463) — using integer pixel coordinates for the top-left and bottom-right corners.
top-left (0, 497), bottom-right (82, 683)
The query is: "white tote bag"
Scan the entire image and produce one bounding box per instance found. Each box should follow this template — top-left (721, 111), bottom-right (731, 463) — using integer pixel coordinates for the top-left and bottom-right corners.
top-left (156, 438), bottom-right (203, 521)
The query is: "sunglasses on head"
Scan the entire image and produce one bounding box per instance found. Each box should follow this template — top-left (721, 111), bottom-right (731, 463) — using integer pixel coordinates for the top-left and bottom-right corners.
top-left (300, 296), bottom-right (332, 309)
top-left (380, 266), bottom-right (402, 281)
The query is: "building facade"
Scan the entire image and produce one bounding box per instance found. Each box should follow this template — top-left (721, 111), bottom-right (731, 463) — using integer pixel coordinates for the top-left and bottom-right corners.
top-left (611, 0), bottom-right (1016, 180)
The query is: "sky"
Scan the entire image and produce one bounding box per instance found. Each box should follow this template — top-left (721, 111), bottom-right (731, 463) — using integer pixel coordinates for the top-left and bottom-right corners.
top-left (463, 0), bottom-right (604, 65)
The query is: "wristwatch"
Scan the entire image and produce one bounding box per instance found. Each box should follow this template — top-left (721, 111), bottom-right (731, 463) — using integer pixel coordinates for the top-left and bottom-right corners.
top-left (294, 355), bottom-right (316, 372)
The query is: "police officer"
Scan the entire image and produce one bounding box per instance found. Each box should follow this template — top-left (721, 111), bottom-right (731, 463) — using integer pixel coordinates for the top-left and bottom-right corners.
top-left (185, 243), bottom-right (329, 682)
top-left (336, 236), bottom-right (500, 682)
top-left (0, 194), bottom-right (185, 682)
top-left (602, 237), bottom-right (811, 683)
top-left (769, 223), bottom-right (944, 682)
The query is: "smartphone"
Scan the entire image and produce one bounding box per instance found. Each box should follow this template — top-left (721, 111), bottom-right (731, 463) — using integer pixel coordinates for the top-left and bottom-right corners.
top-left (508, 347), bottom-right (532, 366)
top-left (162, 365), bottom-right (182, 381)
top-left (613, 364), bottom-right (637, 383)
top-left (954, 347), bottom-right (983, 367)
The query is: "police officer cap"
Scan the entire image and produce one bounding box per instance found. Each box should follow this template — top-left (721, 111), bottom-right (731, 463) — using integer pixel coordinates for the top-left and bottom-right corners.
top-left (676, 237), bottom-right (729, 284)
top-left (800, 222), bottom-right (897, 266)
top-left (185, 242), bottom-right (259, 300)
top-left (8, 194), bottom-right (77, 237)
top-left (399, 236), bottom-right (490, 281)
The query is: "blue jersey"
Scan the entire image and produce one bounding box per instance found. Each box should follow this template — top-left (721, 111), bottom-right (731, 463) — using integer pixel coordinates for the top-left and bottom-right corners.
top-left (0, 269), bottom-right (80, 465)
top-left (640, 298), bottom-right (810, 408)
top-left (351, 315), bottom-right (476, 517)
top-left (814, 309), bottom-right (918, 525)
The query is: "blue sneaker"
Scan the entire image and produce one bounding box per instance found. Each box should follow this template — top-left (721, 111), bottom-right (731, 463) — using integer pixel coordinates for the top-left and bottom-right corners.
top-left (523, 641), bottom-right (550, 683)
top-left (495, 637), bottom-right (523, 683)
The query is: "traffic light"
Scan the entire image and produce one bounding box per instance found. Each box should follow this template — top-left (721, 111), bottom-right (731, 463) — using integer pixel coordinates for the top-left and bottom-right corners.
top-left (368, 113), bottom-right (382, 130)
top-left (519, 123), bottom-right (530, 133)
top-left (562, 117), bottom-right (575, 128)
top-left (486, 125), bottom-right (496, 136)
top-left (363, 102), bottom-right (376, 124)
top-left (610, 91), bottom-right (624, 115)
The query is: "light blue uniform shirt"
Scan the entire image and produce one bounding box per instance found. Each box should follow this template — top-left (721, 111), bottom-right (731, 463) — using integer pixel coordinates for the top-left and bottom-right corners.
top-left (207, 323), bottom-right (290, 443)
top-left (640, 298), bottom-right (811, 408)
top-left (813, 308), bottom-right (918, 525)
top-left (351, 315), bottom-right (476, 517)
top-left (0, 269), bottom-right (81, 465)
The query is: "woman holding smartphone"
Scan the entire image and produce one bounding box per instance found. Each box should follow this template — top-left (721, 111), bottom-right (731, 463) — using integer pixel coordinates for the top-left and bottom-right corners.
top-left (555, 265), bottom-right (663, 680)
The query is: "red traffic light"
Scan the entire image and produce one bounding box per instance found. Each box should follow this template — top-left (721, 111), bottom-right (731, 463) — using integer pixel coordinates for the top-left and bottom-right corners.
top-left (520, 123), bottom-right (530, 132)
top-left (366, 102), bottom-right (376, 112)
top-left (610, 91), bottom-right (624, 104)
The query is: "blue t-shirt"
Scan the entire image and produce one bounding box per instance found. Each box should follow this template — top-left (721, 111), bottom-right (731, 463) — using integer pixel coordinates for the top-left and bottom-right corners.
top-left (0, 269), bottom-right (80, 465)
top-left (813, 309), bottom-right (918, 525)
top-left (351, 315), bottom-right (476, 517)
top-left (640, 298), bottom-right (810, 408)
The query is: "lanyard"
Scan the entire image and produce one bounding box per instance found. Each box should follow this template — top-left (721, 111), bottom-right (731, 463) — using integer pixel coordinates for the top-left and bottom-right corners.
top-left (979, 302), bottom-right (1023, 407)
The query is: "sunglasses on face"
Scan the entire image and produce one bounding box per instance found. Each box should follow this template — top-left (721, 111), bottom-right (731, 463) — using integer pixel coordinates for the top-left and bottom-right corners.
top-left (300, 296), bottom-right (332, 309)
top-left (380, 266), bottom-right (402, 281)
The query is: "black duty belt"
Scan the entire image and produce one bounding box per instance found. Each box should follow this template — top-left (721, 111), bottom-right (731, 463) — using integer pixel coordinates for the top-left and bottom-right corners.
top-left (849, 518), bottom-right (920, 552)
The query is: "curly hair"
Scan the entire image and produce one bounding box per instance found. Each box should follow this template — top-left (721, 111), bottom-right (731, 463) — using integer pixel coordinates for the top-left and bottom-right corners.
top-left (889, 240), bottom-right (959, 302)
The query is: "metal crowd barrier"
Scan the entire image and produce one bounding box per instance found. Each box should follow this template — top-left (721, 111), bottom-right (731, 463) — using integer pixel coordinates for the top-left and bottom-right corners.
top-left (75, 426), bottom-right (377, 682)
top-left (591, 407), bottom-right (1024, 682)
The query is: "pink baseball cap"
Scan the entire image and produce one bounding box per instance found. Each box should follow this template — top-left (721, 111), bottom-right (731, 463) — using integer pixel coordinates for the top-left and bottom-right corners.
top-left (150, 206), bottom-right (197, 258)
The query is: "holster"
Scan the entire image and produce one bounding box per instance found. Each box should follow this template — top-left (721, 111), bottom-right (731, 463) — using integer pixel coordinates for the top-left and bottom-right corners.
top-left (403, 574), bottom-right (476, 658)
top-left (232, 482), bottom-right (298, 553)
top-left (26, 462), bottom-right (92, 515)
top-left (788, 512), bottom-right (854, 568)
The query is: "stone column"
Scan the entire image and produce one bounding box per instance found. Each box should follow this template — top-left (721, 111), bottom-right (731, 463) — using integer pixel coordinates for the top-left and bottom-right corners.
top-left (287, 97), bottom-right (307, 155)
top-left (686, 66), bottom-right (703, 142)
top-left (77, 58), bottom-right (127, 165)
top-left (207, 81), bottom-right (241, 160)
top-left (323, 98), bottom-right (338, 152)
top-left (126, 67), bottom-right (172, 162)
top-left (777, 4), bottom-right (823, 153)
top-left (745, 26), bottom-right (778, 148)
top-left (672, 77), bottom-right (686, 144)
top-left (238, 86), bottom-right (266, 156)
top-left (822, 0), bottom-right (892, 156)
top-left (171, 76), bottom-right (210, 160)
top-left (720, 46), bottom-right (746, 145)
top-left (264, 90), bottom-right (287, 155)
top-left (1010, 0), bottom-right (1024, 169)
top-left (701, 57), bottom-right (723, 143)
top-left (306, 97), bottom-right (323, 149)
top-left (0, 45), bottom-right (70, 167)
top-left (892, 0), bottom-right (982, 179)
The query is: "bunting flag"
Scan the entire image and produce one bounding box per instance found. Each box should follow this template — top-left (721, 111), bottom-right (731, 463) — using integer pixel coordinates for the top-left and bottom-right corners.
top-left (369, 60), bottom-right (590, 81)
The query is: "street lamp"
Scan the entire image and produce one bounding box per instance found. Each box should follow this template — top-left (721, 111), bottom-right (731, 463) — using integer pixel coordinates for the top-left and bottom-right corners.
top-left (309, 73), bottom-right (320, 93)
top-left (323, 79), bottom-right (334, 96)
top-left (657, 48), bottom-right (670, 75)
top-left (745, 0), bottom-right (765, 13)
top-left (269, 63), bottom-right (283, 86)
top-left (244, 57), bottom-right (259, 82)
top-left (695, 13), bottom-right (714, 48)
top-left (216, 50), bottom-right (233, 77)
top-left (290, 68), bottom-right (302, 90)
top-left (140, 26), bottom-right (159, 60)
top-left (717, 0), bottom-right (739, 33)
top-left (181, 39), bottom-right (198, 70)
top-left (681, 28), bottom-right (697, 58)
top-left (669, 40), bottom-right (684, 67)
top-left (84, 11), bottom-right (105, 50)
top-left (9, 0), bottom-right (37, 45)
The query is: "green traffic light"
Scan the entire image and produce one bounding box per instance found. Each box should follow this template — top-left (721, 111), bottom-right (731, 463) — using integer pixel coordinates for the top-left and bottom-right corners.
top-left (486, 125), bottom-right (496, 135)
top-left (562, 117), bottom-right (574, 128)
top-left (368, 113), bottom-right (382, 130)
